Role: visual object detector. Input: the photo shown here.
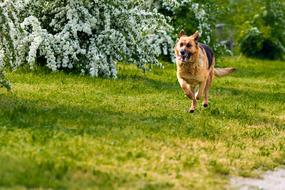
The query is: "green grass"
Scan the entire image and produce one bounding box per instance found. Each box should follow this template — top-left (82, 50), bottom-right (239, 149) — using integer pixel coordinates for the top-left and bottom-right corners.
top-left (0, 56), bottom-right (284, 190)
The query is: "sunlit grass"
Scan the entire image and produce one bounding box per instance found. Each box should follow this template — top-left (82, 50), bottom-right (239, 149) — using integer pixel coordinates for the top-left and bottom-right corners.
top-left (0, 56), bottom-right (284, 190)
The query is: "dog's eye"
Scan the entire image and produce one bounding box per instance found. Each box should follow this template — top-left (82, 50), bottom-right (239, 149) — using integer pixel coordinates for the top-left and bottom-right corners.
top-left (186, 43), bottom-right (192, 48)
top-left (180, 43), bottom-right (184, 47)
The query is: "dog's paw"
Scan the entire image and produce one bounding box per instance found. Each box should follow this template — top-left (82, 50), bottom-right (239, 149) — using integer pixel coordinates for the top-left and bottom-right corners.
top-left (195, 94), bottom-right (202, 100)
top-left (203, 101), bottom-right (208, 108)
top-left (188, 108), bottom-right (195, 113)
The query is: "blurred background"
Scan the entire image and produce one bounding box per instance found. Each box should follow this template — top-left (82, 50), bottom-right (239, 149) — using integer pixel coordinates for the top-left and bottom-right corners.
top-left (153, 0), bottom-right (285, 60)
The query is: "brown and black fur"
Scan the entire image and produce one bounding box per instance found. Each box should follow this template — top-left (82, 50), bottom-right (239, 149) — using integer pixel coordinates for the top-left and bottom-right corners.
top-left (175, 30), bottom-right (235, 113)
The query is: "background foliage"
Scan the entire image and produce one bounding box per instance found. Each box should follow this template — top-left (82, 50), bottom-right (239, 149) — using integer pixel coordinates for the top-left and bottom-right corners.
top-left (0, 0), bottom-right (284, 90)
top-left (239, 0), bottom-right (285, 60)
top-left (214, 0), bottom-right (285, 59)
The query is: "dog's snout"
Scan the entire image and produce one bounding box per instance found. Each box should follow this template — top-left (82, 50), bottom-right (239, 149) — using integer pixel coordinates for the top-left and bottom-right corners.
top-left (180, 49), bottom-right (186, 56)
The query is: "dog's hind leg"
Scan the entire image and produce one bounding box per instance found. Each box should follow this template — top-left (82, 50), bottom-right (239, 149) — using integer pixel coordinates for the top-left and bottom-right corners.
top-left (196, 80), bottom-right (207, 100)
top-left (203, 69), bottom-right (214, 107)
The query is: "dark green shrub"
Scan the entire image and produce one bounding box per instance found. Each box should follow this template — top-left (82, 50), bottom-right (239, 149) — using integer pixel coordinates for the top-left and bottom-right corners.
top-left (240, 27), bottom-right (264, 58)
top-left (240, 0), bottom-right (285, 60)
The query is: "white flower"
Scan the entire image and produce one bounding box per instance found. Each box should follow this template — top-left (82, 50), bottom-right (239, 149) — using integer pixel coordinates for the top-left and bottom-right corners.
top-left (1, 0), bottom-right (175, 79)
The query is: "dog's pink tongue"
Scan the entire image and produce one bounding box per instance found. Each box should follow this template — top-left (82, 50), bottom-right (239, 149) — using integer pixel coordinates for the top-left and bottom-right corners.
top-left (177, 55), bottom-right (184, 61)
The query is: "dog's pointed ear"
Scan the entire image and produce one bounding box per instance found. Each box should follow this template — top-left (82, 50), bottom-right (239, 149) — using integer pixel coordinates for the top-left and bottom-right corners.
top-left (179, 30), bottom-right (186, 38)
top-left (192, 31), bottom-right (200, 42)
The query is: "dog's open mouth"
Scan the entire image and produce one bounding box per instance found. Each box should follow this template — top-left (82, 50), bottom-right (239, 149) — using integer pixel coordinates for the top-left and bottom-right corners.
top-left (180, 56), bottom-right (187, 62)
top-left (177, 54), bottom-right (190, 63)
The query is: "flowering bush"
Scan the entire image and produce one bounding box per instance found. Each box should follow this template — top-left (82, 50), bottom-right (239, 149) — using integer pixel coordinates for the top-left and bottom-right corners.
top-left (0, 0), bottom-right (173, 85)
top-left (19, 0), bottom-right (174, 77)
top-left (0, 0), bottom-right (26, 90)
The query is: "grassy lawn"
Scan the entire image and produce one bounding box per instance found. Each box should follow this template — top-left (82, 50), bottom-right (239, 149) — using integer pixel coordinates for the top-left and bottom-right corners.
top-left (0, 56), bottom-right (284, 190)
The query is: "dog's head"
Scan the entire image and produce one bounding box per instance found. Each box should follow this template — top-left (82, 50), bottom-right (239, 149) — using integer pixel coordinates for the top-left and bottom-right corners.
top-left (175, 30), bottom-right (199, 63)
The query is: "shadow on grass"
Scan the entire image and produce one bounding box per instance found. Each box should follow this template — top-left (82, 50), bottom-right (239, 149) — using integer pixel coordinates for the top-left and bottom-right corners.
top-left (0, 94), bottom-right (184, 138)
top-left (116, 73), bottom-right (178, 94)
top-left (0, 89), bottom-right (283, 142)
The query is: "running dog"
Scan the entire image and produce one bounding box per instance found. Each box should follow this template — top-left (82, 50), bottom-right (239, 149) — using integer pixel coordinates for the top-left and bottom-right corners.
top-left (175, 30), bottom-right (235, 113)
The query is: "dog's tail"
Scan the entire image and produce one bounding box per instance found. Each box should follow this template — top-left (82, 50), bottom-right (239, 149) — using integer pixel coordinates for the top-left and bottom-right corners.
top-left (214, 68), bottom-right (236, 77)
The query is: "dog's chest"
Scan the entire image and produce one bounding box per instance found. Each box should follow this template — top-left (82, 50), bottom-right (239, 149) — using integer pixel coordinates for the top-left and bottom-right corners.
top-left (177, 62), bottom-right (206, 83)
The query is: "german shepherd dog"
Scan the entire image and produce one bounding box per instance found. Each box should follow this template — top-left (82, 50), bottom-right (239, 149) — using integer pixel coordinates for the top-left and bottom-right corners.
top-left (175, 30), bottom-right (235, 113)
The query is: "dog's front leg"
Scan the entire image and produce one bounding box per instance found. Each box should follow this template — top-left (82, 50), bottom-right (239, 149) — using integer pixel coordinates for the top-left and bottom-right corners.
top-left (189, 86), bottom-right (197, 113)
top-left (178, 78), bottom-right (195, 100)
top-left (178, 78), bottom-right (196, 113)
